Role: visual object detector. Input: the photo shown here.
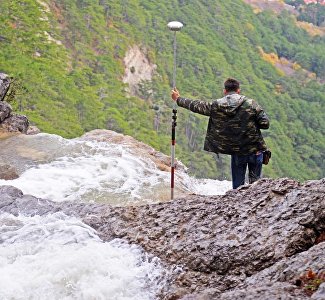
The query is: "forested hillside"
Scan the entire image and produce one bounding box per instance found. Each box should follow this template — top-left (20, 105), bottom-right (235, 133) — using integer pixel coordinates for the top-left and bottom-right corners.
top-left (0, 0), bottom-right (324, 181)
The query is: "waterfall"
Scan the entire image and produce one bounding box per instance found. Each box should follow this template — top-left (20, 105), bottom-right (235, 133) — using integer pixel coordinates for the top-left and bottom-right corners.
top-left (0, 130), bottom-right (231, 299)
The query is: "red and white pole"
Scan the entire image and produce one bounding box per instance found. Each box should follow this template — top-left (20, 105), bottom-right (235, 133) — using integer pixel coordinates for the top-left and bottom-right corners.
top-left (171, 108), bottom-right (177, 200)
top-left (167, 21), bottom-right (183, 200)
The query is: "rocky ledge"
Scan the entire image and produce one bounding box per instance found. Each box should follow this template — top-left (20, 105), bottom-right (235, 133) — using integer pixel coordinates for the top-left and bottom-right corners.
top-left (0, 73), bottom-right (36, 134)
top-left (0, 178), bottom-right (324, 299)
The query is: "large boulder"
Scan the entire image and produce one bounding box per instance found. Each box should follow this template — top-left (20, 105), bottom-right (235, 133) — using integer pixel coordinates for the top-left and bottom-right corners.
top-left (0, 178), bottom-right (324, 299)
top-left (0, 113), bottom-right (29, 134)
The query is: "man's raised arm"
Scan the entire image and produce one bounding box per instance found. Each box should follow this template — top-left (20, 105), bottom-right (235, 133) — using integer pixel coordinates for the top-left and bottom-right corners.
top-left (171, 88), bottom-right (211, 116)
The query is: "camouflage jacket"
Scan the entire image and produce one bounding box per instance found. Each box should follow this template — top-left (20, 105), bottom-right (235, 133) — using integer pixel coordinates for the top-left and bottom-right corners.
top-left (176, 92), bottom-right (269, 155)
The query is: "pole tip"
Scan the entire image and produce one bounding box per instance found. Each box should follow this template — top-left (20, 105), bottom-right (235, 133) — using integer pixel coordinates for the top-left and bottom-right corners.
top-left (167, 21), bottom-right (183, 31)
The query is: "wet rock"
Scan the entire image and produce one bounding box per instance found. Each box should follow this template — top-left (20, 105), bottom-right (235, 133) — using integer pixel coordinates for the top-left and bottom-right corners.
top-left (219, 242), bottom-right (325, 300)
top-left (0, 185), bottom-right (23, 209)
top-left (219, 282), bottom-right (308, 300)
top-left (0, 164), bottom-right (19, 180)
top-left (0, 178), bottom-right (324, 299)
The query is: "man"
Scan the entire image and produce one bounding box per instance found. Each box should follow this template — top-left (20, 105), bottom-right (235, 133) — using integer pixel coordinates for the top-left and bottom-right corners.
top-left (171, 78), bottom-right (270, 189)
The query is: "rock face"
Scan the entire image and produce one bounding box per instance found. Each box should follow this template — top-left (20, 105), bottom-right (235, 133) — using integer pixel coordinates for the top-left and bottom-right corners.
top-left (122, 45), bottom-right (157, 98)
top-left (219, 242), bottom-right (325, 300)
top-left (0, 178), bottom-right (324, 299)
top-left (0, 101), bottom-right (12, 122)
top-left (0, 73), bottom-right (30, 134)
top-left (0, 113), bottom-right (29, 134)
top-left (0, 73), bottom-right (10, 101)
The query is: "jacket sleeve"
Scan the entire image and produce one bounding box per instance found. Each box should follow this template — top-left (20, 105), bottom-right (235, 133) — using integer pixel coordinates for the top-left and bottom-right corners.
top-left (253, 101), bottom-right (269, 129)
top-left (176, 97), bottom-right (211, 116)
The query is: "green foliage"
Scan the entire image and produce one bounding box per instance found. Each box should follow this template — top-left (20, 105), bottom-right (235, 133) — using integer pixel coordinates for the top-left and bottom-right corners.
top-left (285, 0), bottom-right (305, 8)
top-left (0, 0), bottom-right (324, 181)
top-left (255, 10), bottom-right (325, 77)
top-left (285, 0), bottom-right (325, 26)
top-left (298, 3), bottom-right (325, 26)
top-left (2, 77), bottom-right (28, 109)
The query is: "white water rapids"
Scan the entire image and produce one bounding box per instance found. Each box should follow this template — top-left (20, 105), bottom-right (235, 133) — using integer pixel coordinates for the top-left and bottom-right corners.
top-left (0, 213), bottom-right (165, 300)
top-left (0, 130), bottom-right (231, 299)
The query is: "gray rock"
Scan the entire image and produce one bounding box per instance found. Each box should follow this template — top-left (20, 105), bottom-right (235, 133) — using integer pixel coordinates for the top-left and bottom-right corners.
top-left (0, 113), bottom-right (29, 133)
top-left (0, 73), bottom-right (32, 134)
top-left (0, 185), bottom-right (23, 197)
top-left (0, 178), bottom-right (324, 299)
top-left (245, 242), bottom-right (324, 285)
top-left (312, 283), bottom-right (325, 300)
top-left (0, 101), bottom-right (12, 122)
top-left (0, 73), bottom-right (10, 101)
top-left (218, 282), bottom-right (308, 300)
top-left (0, 185), bottom-right (23, 210)
top-left (218, 242), bottom-right (325, 300)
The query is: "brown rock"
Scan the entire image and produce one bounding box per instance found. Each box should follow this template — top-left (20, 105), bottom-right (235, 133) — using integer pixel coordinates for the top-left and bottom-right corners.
top-left (0, 113), bottom-right (29, 133)
top-left (26, 125), bottom-right (41, 135)
top-left (0, 164), bottom-right (19, 180)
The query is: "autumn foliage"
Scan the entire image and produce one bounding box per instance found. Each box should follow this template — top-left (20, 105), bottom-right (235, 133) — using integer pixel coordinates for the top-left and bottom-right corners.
top-left (295, 269), bottom-right (325, 296)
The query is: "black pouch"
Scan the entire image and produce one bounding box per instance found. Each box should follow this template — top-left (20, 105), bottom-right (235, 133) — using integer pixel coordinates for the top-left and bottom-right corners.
top-left (263, 150), bottom-right (272, 165)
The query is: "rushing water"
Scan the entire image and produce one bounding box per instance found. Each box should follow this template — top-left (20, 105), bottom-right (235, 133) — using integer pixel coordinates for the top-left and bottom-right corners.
top-left (0, 213), bottom-right (166, 300)
top-left (0, 131), bottom-right (231, 299)
top-left (0, 132), bottom-right (231, 204)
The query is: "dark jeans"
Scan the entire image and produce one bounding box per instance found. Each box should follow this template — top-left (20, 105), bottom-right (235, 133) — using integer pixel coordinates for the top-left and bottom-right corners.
top-left (231, 152), bottom-right (263, 189)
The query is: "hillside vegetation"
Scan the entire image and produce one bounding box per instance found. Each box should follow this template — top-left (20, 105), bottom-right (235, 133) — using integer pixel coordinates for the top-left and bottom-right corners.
top-left (0, 0), bottom-right (324, 181)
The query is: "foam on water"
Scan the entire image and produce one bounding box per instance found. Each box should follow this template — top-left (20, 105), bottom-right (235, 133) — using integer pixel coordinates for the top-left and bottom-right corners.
top-left (0, 213), bottom-right (167, 300)
top-left (0, 132), bottom-right (231, 299)
top-left (0, 132), bottom-right (231, 203)
top-left (190, 178), bottom-right (232, 196)
top-left (0, 142), bottom-right (171, 203)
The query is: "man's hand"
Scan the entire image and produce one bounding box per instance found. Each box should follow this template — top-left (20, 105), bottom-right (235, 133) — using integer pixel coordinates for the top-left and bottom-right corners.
top-left (171, 88), bottom-right (180, 101)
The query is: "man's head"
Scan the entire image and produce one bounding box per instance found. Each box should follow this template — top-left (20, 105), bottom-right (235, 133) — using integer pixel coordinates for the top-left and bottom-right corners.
top-left (224, 78), bottom-right (240, 94)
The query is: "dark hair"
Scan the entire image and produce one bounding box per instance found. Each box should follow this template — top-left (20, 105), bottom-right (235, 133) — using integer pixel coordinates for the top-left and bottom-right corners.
top-left (224, 78), bottom-right (240, 92)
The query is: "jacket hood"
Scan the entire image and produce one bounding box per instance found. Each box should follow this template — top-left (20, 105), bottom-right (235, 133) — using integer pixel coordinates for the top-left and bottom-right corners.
top-left (217, 93), bottom-right (246, 115)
